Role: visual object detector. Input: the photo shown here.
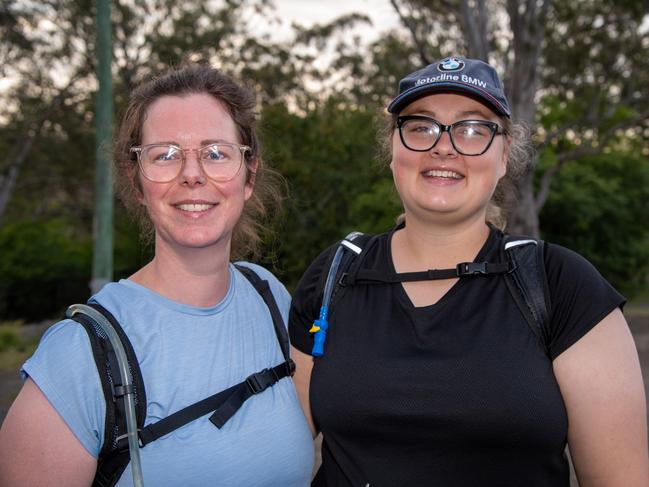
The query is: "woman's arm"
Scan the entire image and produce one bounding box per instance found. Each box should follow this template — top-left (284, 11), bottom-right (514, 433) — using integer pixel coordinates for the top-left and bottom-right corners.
top-left (0, 378), bottom-right (97, 487)
top-left (292, 345), bottom-right (317, 438)
top-left (553, 308), bottom-right (649, 486)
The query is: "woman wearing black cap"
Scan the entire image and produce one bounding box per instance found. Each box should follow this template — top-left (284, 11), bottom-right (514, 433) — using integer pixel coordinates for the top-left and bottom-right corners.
top-left (289, 56), bottom-right (648, 486)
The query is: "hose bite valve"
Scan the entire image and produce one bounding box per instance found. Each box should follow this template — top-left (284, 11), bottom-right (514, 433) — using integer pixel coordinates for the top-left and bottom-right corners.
top-left (310, 306), bottom-right (329, 357)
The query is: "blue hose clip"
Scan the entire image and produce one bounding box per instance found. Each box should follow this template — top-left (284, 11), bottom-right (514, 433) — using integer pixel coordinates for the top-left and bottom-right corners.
top-left (310, 306), bottom-right (329, 357)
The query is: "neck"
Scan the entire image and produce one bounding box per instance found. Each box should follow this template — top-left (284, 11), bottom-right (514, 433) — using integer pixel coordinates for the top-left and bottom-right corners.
top-left (392, 213), bottom-right (491, 271)
top-left (129, 236), bottom-right (232, 307)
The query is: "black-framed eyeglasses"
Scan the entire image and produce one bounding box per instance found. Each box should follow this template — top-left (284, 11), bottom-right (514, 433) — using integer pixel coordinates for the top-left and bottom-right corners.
top-left (130, 143), bottom-right (250, 183)
top-left (396, 115), bottom-right (505, 156)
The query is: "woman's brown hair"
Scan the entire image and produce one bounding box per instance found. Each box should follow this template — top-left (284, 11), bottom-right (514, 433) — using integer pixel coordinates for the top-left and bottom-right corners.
top-left (114, 64), bottom-right (283, 260)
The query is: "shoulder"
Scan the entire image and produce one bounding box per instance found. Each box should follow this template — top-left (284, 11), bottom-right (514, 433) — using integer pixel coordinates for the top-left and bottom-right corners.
top-left (540, 241), bottom-right (625, 358)
top-left (25, 319), bottom-right (97, 366)
top-left (296, 230), bottom-right (388, 295)
top-left (543, 241), bottom-right (616, 290)
top-left (233, 261), bottom-right (291, 307)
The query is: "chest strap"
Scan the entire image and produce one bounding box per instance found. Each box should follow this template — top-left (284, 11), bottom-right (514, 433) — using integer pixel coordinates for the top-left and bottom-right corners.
top-left (138, 359), bottom-right (295, 446)
top-left (343, 261), bottom-right (511, 285)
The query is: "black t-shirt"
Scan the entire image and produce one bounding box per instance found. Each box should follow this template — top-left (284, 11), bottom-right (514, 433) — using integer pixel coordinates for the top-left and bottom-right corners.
top-left (289, 226), bottom-right (625, 487)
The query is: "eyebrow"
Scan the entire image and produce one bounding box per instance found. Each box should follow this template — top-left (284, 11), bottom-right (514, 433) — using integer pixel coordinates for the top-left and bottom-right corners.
top-left (144, 139), bottom-right (236, 146)
top-left (200, 139), bottom-right (236, 146)
top-left (405, 108), bottom-right (495, 120)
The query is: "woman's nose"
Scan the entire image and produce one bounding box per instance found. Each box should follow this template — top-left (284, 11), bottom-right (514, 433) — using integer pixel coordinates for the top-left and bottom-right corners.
top-left (430, 130), bottom-right (457, 156)
top-left (179, 149), bottom-right (206, 185)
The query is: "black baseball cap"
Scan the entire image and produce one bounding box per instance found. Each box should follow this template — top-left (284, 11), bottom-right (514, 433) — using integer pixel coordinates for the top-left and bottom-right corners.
top-left (387, 56), bottom-right (511, 118)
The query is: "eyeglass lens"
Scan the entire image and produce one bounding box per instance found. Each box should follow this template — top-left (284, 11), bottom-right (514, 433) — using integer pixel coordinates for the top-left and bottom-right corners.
top-left (400, 118), bottom-right (497, 155)
top-left (138, 144), bottom-right (244, 182)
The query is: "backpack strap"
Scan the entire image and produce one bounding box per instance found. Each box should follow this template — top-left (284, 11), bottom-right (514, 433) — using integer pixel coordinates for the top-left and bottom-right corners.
top-left (234, 264), bottom-right (292, 362)
top-left (346, 261), bottom-right (511, 285)
top-left (502, 237), bottom-right (551, 354)
top-left (67, 303), bottom-right (146, 487)
top-left (137, 264), bottom-right (295, 444)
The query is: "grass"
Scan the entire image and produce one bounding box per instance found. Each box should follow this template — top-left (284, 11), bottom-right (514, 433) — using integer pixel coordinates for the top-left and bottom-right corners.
top-left (0, 320), bottom-right (41, 372)
top-left (626, 303), bottom-right (649, 318)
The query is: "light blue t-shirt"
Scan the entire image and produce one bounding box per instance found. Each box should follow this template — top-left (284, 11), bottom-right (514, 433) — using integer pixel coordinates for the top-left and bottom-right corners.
top-left (23, 263), bottom-right (314, 486)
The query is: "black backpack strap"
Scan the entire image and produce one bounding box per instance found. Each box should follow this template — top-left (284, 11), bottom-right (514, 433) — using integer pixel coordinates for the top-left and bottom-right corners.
top-left (347, 261), bottom-right (511, 285)
top-left (502, 237), bottom-right (551, 354)
top-left (138, 360), bottom-right (294, 444)
top-left (331, 233), bottom-right (376, 304)
top-left (234, 264), bottom-right (291, 361)
top-left (137, 264), bottom-right (295, 445)
top-left (67, 303), bottom-right (146, 487)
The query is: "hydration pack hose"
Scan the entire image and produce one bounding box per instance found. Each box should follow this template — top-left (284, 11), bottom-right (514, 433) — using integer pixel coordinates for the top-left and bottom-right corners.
top-left (66, 304), bottom-right (145, 487)
top-left (310, 232), bottom-right (363, 356)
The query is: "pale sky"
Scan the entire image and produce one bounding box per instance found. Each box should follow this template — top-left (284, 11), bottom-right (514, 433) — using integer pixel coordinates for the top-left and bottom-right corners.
top-left (263, 0), bottom-right (400, 43)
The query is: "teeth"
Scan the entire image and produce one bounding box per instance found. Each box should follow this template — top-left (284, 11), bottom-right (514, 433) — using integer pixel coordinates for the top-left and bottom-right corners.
top-left (424, 170), bottom-right (462, 179)
top-left (176, 203), bottom-right (214, 212)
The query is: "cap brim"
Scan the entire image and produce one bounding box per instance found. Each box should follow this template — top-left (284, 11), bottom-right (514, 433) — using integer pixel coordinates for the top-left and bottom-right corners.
top-left (387, 82), bottom-right (510, 118)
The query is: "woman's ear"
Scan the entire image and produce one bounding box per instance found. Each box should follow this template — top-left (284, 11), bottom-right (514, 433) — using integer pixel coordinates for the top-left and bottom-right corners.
top-left (248, 157), bottom-right (259, 184)
top-left (128, 165), bottom-right (146, 205)
top-left (500, 135), bottom-right (511, 178)
top-left (245, 157), bottom-right (259, 199)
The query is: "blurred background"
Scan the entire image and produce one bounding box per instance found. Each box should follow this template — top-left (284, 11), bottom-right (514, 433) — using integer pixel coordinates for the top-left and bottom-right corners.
top-left (1, 0), bottom-right (648, 435)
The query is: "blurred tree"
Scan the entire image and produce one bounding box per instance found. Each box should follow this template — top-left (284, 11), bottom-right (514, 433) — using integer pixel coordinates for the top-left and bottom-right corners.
top-left (539, 148), bottom-right (649, 297)
top-left (0, 218), bottom-right (91, 320)
top-left (261, 99), bottom-right (401, 286)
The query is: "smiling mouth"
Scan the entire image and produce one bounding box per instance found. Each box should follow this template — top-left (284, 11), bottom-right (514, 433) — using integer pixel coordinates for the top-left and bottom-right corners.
top-left (175, 203), bottom-right (216, 212)
top-left (422, 169), bottom-right (463, 179)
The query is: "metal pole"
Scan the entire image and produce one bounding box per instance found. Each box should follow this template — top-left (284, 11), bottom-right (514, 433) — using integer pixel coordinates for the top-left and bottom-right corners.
top-left (91, 0), bottom-right (113, 294)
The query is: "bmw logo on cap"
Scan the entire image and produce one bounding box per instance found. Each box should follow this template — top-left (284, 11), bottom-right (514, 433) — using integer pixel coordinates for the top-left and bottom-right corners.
top-left (437, 57), bottom-right (465, 72)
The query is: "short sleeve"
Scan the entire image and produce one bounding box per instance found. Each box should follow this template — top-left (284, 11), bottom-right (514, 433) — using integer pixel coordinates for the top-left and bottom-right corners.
top-left (288, 244), bottom-right (338, 355)
top-left (544, 243), bottom-right (626, 359)
top-left (21, 320), bottom-right (105, 458)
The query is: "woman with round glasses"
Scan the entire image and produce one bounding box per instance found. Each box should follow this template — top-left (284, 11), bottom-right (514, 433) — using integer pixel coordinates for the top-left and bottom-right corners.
top-left (289, 56), bottom-right (648, 486)
top-left (0, 65), bottom-right (314, 486)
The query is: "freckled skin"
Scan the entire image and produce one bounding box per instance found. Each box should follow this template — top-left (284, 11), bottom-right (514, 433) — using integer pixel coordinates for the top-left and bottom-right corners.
top-left (138, 93), bottom-right (254, 254)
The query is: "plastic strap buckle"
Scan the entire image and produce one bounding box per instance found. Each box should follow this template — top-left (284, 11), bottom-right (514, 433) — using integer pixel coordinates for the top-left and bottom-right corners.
top-left (245, 369), bottom-right (274, 394)
top-left (286, 359), bottom-right (296, 376)
top-left (456, 262), bottom-right (488, 276)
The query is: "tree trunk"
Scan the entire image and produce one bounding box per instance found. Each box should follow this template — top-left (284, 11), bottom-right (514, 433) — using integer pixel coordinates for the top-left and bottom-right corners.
top-left (507, 170), bottom-right (539, 237)
top-left (0, 123), bottom-right (42, 224)
top-left (504, 0), bottom-right (551, 236)
top-left (459, 0), bottom-right (489, 60)
top-left (0, 82), bottom-right (74, 224)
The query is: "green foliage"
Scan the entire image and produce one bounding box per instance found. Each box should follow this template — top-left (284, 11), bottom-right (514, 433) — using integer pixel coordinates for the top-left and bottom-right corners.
top-left (0, 326), bottom-right (21, 352)
top-left (0, 320), bottom-right (43, 371)
top-left (0, 218), bottom-right (92, 320)
top-left (261, 101), bottom-right (401, 288)
top-left (539, 151), bottom-right (649, 296)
